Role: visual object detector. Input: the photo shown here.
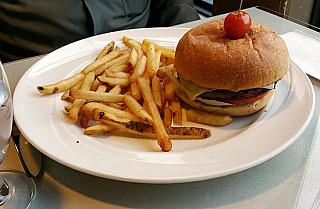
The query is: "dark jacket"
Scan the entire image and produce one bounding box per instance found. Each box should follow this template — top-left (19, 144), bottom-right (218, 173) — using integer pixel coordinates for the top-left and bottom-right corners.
top-left (0, 0), bottom-right (200, 62)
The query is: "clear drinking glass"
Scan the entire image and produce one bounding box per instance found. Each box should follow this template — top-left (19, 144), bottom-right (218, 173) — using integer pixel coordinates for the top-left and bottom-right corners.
top-left (0, 61), bottom-right (36, 208)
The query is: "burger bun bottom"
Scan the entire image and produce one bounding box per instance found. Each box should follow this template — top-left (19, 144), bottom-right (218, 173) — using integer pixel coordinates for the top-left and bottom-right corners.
top-left (175, 89), bottom-right (275, 117)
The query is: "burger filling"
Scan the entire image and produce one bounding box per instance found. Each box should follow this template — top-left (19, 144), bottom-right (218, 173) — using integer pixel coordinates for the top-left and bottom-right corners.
top-left (167, 71), bottom-right (276, 106)
top-left (197, 88), bottom-right (273, 105)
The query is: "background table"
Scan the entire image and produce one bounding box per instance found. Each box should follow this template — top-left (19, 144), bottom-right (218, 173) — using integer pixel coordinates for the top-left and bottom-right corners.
top-left (2, 7), bottom-right (320, 209)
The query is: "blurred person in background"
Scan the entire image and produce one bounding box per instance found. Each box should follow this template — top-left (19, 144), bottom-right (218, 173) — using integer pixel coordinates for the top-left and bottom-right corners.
top-left (0, 0), bottom-right (200, 62)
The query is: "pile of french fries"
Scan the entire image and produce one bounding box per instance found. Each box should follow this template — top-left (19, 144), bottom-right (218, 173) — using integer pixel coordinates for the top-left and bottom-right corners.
top-left (37, 36), bottom-right (232, 152)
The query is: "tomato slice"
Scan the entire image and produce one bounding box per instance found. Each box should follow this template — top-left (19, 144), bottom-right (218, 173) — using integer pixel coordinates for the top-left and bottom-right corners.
top-left (225, 90), bottom-right (270, 105)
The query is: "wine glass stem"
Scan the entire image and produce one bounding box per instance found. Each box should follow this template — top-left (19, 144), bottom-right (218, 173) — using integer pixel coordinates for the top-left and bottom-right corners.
top-left (0, 177), bottom-right (10, 205)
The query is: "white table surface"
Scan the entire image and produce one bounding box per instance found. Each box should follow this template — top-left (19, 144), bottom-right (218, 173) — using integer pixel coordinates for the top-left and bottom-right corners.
top-left (2, 7), bottom-right (320, 209)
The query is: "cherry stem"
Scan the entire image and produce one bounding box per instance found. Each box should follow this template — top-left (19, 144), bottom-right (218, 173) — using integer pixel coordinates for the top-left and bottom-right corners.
top-left (238, 0), bottom-right (244, 16)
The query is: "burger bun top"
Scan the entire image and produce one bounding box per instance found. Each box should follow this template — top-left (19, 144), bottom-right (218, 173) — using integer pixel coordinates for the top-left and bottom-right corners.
top-left (174, 19), bottom-right (290, 91)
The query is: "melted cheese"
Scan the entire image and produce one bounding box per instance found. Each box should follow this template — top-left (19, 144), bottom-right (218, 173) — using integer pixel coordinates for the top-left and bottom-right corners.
top-left (175, 77), bottom-right (232, 106)
top-left (179, 77), bottom-right (210, 100)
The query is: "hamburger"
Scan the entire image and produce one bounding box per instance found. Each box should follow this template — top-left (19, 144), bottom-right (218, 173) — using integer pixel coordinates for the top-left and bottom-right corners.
top-left (171, 18), bottom-right (290, 116)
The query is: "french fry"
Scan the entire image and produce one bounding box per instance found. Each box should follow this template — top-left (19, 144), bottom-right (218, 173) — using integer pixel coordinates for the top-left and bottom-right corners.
top-left (80, 102), bottom-right (141, 122)
top-left (165, 57), bottom-right (175, 65)
top-left (95, 41), bottom-right (115, 60)
top-left (37, 73), bottom-right (85, 94)
top-left (130, 55), bottom-right (147, 83)
top-left (120, 48), bottom-right (130, 54)
top-left (64, 103), bottom-right (72, 112)
top-left (80, 72), bottom-right (97, 90)
top-left (108, 103), bottom-right (125, 110)
top-left (72, 90), bottom-right (124, 103)
top-left (130, 82), bottom-right (141, 100)
top-left (163, 102), bottom-right (172, 128)
top-left (186, 108), bottom-right (233, 126)
top-left (93, 67), bottom-right (105, 76)
top-left (84, 124), bottom-right (114, 136)
top-left (68, 72), bottom-right (95, 122)
top-left (146, 42), bottom-right (157, 78)
top-left (167, 126), bottom-right (211, 139)
top-left (93, 108), bottom-right (211, 139)
top-left (80, 114), bottom-right (90, 128)
top-left (122, 36), bottom-right (142, 51)
top-left (142, 70), bottom-right (150, 87)
top-left (141, 44), bottom-right (147, 57)
top-left (164, 77), bottom-right (175, 100)
top-left (96, 84), bottom-right (107, 93)
top-left (108, 64), bottom-right (130, 73)
top-left (122, 36), bottom-right (131, 44)
top-left (171, 97), bottom-right (182, 125)
top-left (95, 53), bottom-right (130, 73)
top-left (61, 90), bottom-right (71, 101)
top-left (137, 77), bottom-right (172, 151)
top-left (108, 84), bottom-right (121, 94)
top-left (142, 39), bottom-right (175, 53)
top-left (161, 85), bottom-right (166, 109)
top-left (81, 47), bottom-right (121, 74)
top-left (124, 95), bottom-right (153, 123)
top-left (105, 71), bottom-right (131, 79)
top-left (98, 110), bottom-right (132, 123)
top-left (137, 49), bottom-right (144, 58)
top-left (165, 69), bottom-right (188, 94)
top-left (90, 78), bottom-right (102, 91)
top-left (127, 39), bottom-right (142, 51)
top-left (157, 64), bottom-right (174, 79)
top-left (98, 75), bottom-right (130, 87)
top-left (71, 80), bottom-right (83, 90)
top-left (80, 103), bottom-right (94, 119)
top-left (160, 50), bottom-right (175, 59)
top-left (128, 48), bottom-right (138, 67)
top-left (151, 76), bottom-right (162, 111)
top-left (155, 50), bottom-right (161, 71)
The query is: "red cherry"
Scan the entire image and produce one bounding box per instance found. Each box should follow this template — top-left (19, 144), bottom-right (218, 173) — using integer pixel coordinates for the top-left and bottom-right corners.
top-left (224, 11), bottom-right (252, 39)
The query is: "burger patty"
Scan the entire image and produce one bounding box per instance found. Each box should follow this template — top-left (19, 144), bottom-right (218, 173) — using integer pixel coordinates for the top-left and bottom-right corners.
top-left (198, 88), bottom-right (272, 102)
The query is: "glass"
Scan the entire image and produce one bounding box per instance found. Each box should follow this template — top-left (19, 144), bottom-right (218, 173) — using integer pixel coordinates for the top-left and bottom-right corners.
top-left (0, 61), bottom-right (36, 208)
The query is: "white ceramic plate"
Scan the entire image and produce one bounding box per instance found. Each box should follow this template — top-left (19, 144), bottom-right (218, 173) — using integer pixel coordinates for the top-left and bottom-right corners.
top-left (13, 28), bottom-right (315, 184)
